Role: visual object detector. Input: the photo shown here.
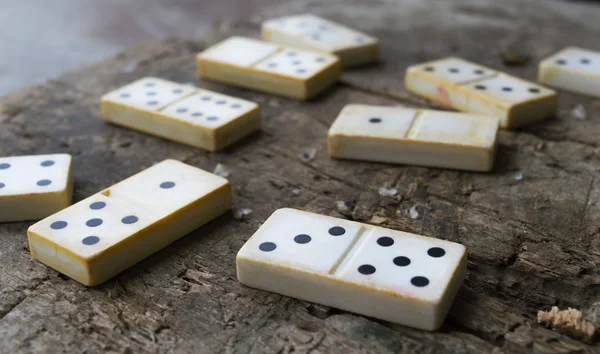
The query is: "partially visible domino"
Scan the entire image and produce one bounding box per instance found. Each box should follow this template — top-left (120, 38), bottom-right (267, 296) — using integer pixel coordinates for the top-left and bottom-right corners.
top-left (328, 104), bottom-right (499, 172)
top-left (405, 57), bottom-right (557, 128)
top-left (101, 77), bottom-right (261, 151)
top-left (538, 47), bottom-right (600, 97)
top-left (237, 208), bottom-right (466, 331)
top-left (196, 36), bottom-right (341, 100)
top-left (262, 14), bottom-right (379, 67)
top-left (28, 159), bottom-right (231, 286)
top-left (0, 154), bottom-right (73, 222)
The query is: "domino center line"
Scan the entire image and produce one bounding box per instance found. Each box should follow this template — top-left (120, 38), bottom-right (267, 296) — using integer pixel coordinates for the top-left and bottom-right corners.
top-left (328, 225), bottom-right (371, 276)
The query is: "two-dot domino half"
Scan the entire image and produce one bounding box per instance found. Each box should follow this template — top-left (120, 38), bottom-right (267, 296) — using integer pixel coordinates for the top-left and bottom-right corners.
top-left (237, 208), bottom-right (466, 331)
top-left (0, 154), bottom-right (73, 222)
top-left (28, 159), bottom-right (231, 286)
top-left (101, 77), bottom-right (261, 152)
top-left (262, 14), bottom-right (379, 67)
top-left (197, 36), bottom-right (341, 100)
top-left (405, 57), bottom-right (557, 129)
top-left (539, 47), bottom-right (600, 98)
top-left (328, 104), bottom-right (500, 172)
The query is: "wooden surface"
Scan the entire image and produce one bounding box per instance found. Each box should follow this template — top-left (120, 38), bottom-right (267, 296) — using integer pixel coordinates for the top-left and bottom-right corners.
top-left (2, 0), bottom-right (600, 352)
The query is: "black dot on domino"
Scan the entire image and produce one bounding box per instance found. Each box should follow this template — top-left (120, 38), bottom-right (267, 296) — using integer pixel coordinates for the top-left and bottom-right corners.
top-left (529, 88), bottom-right (540, 93)
top-left (474, 69), bottom-right (485, 75)
top-left (160, 181), bottom-right (175, 189)
top-left (369, 117), bottom-right (382, 123)
top-left (207, 116), bottom-right (218, 121)
top-left (86, 218), bottom-right (103, 227)
top-left (448, 68), bottom-right (459, 73)
top-left (297, 69), bottom-right (307, 74)
top-left (294, 234), bottom-right (311, 244)
top-left (423, 66), bottom-right (435, 72)
top-left (259, 242), bottom-right (276, 252)
top-left (177, 108), bottom-right (188, 113)
top-left (287, 52), bottom-right (296, 57)
top-left (475, 84), bottom-right (486, 90)
top-left (428, 247), bottom-right (446, 258)
top-left (556, 59), bottom-right (567, 65)
top-left (201, 96), bottom-right (211, 101)
top-left (292, 60), bottom-right (302, 65)
top-left (231, 104), bottom-right (241, 109)
top-left (501, 87), bottom-right (513, 92)
top-left (316, 57), bottom-right (325, 63)
top-left (82, 236), bottom-right (100, 245)
top-left (173, 89), bottom-right (183, 94)
top-left (358, 264), bottom-right (376, 275)
top-left (41, 160), bottom-right (55, 167)
top-left (0, 163), bottom-right (11, 170)
top-left (216, 100), bottom-right (226, 105)
top-left (268, 62), bottom-right (277, 68)
top-left (393, 256), bottom-right (411, 266)
top-left (148, 101), bottom-right (159, 106)
top-left (122, 215), bottom-right (138, 224)
top-left (328, 226), bottom-right (345, 236)
top-left (377, 236), bottom-right (394, 247)
top-left (51, 221), bottom-right (68, 230)
top-left (581, 58), bottom-right (591, 64)
top-left (0, 182), bottom-right (4, 189)
top-left (411, 276), bottom-right (429, 287)
top-left (37, 179), bottom-right (52, 186)
top-left (146, 91), bottom-right (156, 96)
top-left (192, 112), bottom-right (203, 117)
top-left (145, 82), bottom-right (155, 87)
top-left (90, 201), bottom-right (106, 210)
top-left (120, 93), bottom-right (130, 98)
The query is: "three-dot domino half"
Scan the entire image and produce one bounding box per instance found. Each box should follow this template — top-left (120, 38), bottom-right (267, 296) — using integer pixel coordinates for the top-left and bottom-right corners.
top-left (101, 77), bottom-right (261, 152)
top-left (0, 154), bottom-right (73, 222)
top-left (197, 36), bottom-right (341, 100)
top-left (28, 159), bottom-right (231, 286)
top-left (328, 104), bottom-right (499, 172)
top-left (539, 47), bottom-right (600, 98)
top-left (237, 208), bottom-right (467, 331)
top-left (262, 14), bottom-right (379, 67)
top-left (405, 57), bottom-right (557, 128)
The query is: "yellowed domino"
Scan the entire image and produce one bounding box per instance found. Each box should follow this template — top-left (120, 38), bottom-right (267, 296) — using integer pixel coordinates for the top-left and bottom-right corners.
top-left (237, 208), bottom-right (467, 331)
top-left (28, 159), bottom-right (231, 286)
top-left (262, 14), bottom-right (379, 67)
top-left (197, 36), bottom-right (341, 100)
top-left (101, 77), bottom-right (261, 152)
top-left (539, 47), bottom-right (600, 98)
top-left (405, 57), bottom-right (557, 128)
top-left (328, 104), bottom-right (499, 172)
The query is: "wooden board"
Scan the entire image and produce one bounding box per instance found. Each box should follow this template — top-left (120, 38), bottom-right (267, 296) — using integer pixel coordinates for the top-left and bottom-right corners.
top-left (2, 0), bottom-right (600, 352)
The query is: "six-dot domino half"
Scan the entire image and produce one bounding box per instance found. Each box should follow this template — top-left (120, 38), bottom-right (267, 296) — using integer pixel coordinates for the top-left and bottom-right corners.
top-left (197, 36), bottom-right (341, 100)
top-left (28, 159), bottom-right (231, 286)
top-left (538, 47), bottom-right (600, 98)
top-left (405, 57), bottom-right (557, 128)
top-left (328, 104), bottom-right (500, 172)
top-left (262, 14), bottom-right (379, 67)
top-left (0, 154), bottom-right (73, 222)
top-left (101, 77), bottom-right (261, 152)
top-left (237, 208), bottom-right (467, 331)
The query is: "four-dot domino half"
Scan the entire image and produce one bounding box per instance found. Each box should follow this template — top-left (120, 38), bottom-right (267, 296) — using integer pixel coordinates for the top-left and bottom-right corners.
top-left (28, 159), bottom-right (231, 286)
top-left (101, 77), bottom-right (261, 152)
top-left (237, 208), bottom-right (467, 331)
top-left (539, 47), bottom-right (600, 98)
top-left (405, 57), bottom-right (557, 128)
top-left (328, 104), bottom-right (499, 172)
top-left (0, 154), bottom-right (73, 222)
top-left (262, 14), bottom-right (379, 67)
top-left (197, 36), bottom-right (341, 100)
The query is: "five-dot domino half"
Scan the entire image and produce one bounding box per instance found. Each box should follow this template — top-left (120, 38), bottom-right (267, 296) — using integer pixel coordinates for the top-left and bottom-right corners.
top-left (405, 57), bottom-right (557, 128)
top-left (328, 104), bottom-right (499, 172)
top-left (0, 154), bottom-right (73, 222)
top-left (237, 208), bottom-right (467, 331)
top-left (196, 36), bottom-right (341, 100)
top-left (101, 77), bottom-right (261, 152)
top-left (538, 47), bottom-right (600, 98)
top-left (28, 159), bottom-right (231, 286)
top-left (262, 14), bottom-right (379, 67)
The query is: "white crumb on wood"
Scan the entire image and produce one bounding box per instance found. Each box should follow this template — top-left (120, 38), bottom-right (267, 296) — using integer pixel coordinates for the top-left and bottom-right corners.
top-left (121, 61), bottom-right (137, 74)
top-left (299, 148), bottom-right (317, 162)
top-left (233, 208), bottom-right (253, 221)
top-left (378, 187), bottom-right (398, 197)
top-left (369, 215), bottom-right (388, 225)
top-left (335, 200), bottom-right (353, 213)
top-left (515, 172), bottom-right (524, 181)
top-left (291, 188), bottom-right (301, 196)
top-left (537, 306), bottom-right (596, 342)
top-left (572, 104), bottom-right (587, 120)
top-left (213, 163), bottom-right (231, 178)
top-left (408, 206), bottom-right (419, 219)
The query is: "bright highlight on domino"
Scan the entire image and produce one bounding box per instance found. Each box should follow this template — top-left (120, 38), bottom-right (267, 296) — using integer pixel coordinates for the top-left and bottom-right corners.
top-left (28, 159), bottom-right (231, 286)
top-left (0, 154), bottom-right (73, 222)
top-left (538, 47), bottom-right (600, 98)
top-left (236, 208), bottom-right (467, 331)
top-left (405, 57), bottom-right (557, 128)
top-left (328, 104), bottom-right (500, 172)
top-left (101, 77), bottom-right (261, 151)
top-left (262, 14), bottom-right (379, 67)
top-left (196, 36), bottom-right (341, 100)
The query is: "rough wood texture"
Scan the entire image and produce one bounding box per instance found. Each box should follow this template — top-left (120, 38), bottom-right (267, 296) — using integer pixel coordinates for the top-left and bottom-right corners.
top-left (2, 0), bottom-right (600, 352)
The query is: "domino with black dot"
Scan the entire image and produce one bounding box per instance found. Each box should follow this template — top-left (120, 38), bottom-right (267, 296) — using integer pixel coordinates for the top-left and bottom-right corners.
top-left (196, 36), bottom-right (341, 100)
top-left (538, 47), bottom-right (600, 98)
top-left (236, 208), bottom-right (467, 331)
top-left (101, 77), bottom-right (261, 151)
top-left (405, 57), bottom-right (557, 128)
top-left (0, 154), bottom-right (73, 222)
top-left (28, 159), bottom-right (231, 286)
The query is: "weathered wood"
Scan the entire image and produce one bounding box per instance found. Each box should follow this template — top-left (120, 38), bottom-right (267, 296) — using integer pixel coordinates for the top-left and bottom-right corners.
top-left (2, 0), bottom-right (600, 352)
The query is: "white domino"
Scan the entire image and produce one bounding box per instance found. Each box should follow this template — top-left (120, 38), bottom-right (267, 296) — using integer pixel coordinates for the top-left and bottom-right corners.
top-left (28, 159), bottom-right (231, 286)
top-left (237, 208), bottom-right (467, 331)
top-left (405, 57), bottom-right (557, 128)
top-left (327, 104), bottom-right (499, 172)
top-left (197, 36), bottom-right (341, 100)
top-left (0, 154), bottom-right (73, 222)
top-left (101, 77), bottom-right (261, 151)
top-left (538, 47), bottom-right (600, 98)
top-left (262, 14), bottom-right (379, 67)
